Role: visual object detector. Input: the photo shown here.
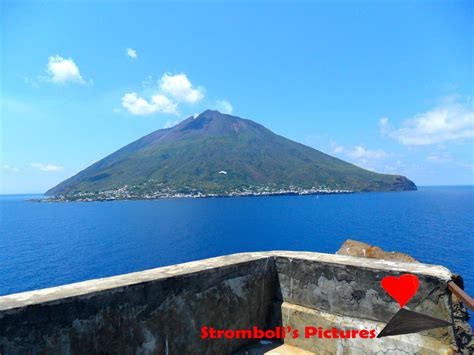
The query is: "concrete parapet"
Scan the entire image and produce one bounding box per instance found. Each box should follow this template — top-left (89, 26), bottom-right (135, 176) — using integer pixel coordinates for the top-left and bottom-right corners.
top-left (0, 251), bottom-right (460, 354)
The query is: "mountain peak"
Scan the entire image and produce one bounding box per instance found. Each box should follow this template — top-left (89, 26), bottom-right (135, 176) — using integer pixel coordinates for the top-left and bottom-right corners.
top-left (176, 109), bottom-right (250, 135)
top-left (173, 110), bottom-right (229, 131)
top-left (194, 109), bottom-right (234, 122)
top-left (198, 109), bottom-right (224, 118)
top-left (46, 111), bottom-right (416, 196)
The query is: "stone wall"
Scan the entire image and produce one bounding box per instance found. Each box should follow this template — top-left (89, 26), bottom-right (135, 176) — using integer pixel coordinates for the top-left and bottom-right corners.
top-left (0, 251), bottom-right (460, 354)
top-left (0, 253), bottom-right (275, 354)
top-left (272, 252), bottom-right (453, 342)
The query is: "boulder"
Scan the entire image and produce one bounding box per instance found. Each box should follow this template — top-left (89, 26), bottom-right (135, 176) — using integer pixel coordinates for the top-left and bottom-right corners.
top-left (336, 239), bottom-right (419, 263)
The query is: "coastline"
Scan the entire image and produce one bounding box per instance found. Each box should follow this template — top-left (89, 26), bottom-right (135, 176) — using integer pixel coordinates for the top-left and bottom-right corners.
top-left (33, 188), bottom-right (354, 203)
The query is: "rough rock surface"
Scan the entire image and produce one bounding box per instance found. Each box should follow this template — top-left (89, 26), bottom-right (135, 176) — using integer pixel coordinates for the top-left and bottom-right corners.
top-left (450, 275), bottom-right (474, 353)
top-left (452, 296), bottom-right (474, 352)
top-left (336, 239), bottom-right (419, 262)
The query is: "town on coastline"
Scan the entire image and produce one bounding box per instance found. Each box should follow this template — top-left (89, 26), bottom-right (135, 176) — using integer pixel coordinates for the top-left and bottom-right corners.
top-left (41, 184), bottom-right (353, 202)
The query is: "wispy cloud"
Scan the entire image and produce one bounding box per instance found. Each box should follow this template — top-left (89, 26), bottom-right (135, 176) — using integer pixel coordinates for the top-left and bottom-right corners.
top-left (23, 76), bottom-right (40, 89)
top-left (142, 75), bottom-right (153, 88)
top-left (127, 48), bottom-right (137, 59)
top-left (346, 145), bottom-right (388, 160)
top-left (31, 163), bottom-right (63, 172)
top-left (215, 100), bottom-right (233, 114)
top-left (331, 144), bottom-right (390, 171)
top-left (3, 165), bottom-right (20, 172)
top-left (425, 152), bottom-right (474, 171)
top-left (0, 97), bottom-right (36, 116)
top-left (46, 55), bottom-right (85, 84)
top-left (381, 97), bottom-right (474, 145)
top-left (332, 145), bottom-right (344, 154)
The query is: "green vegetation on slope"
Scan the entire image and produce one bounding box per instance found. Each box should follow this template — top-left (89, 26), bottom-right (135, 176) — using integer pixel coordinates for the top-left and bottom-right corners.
top-left (46, 110), bottom-right (416, 197)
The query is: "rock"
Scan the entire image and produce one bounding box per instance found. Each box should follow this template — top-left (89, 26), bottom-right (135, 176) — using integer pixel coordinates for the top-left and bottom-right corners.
top-left (336, 239), bottom-right (419, 263)
top-left (452, 297), bottom-right (474, 352)
top-left (450, 275), bottom-right (474, 353)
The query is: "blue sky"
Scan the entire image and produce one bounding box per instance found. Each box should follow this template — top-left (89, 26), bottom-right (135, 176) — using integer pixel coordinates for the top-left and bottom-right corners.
top-left (1, 0), bottom-right (472, 193)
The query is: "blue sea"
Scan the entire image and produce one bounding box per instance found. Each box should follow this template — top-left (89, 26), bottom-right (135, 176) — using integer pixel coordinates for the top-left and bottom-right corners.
top-left (1, 186), bottom-right (473, 310)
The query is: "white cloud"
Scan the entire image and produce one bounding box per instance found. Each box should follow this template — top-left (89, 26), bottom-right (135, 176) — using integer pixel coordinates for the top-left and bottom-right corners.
top-left (121, 93), bottom-right (156, 115)
top-left (31, 163), bottom-right (63, 172)
top-left (127, 48), bottom-right (137, 59)
top-left (215, 100), bottom-right (233, 114)
top-left (332, 145), bottom-right (344, 154)
top-left (159, 73), bottom-right (204, 103)
top-left (347, 145), bottom-right (388, 160)
top-left (121, 72), bottom-right (205, 117)
top-left (121, 92), bottom-right (178, 116)
top-left (379, 117), bottom-right (391, 135)
top-left (383, 99), bottom-right (474, 145)
top-left (46, 55), bottom-right (84, 84)
top-left (332, 144), bottom-right (388, 160)
top-left (3, 165), bottom-right (20, 172)
top-left (331, 144), bottom-right (390, 171)
top-left (151, 94), bottom-right (178, 114)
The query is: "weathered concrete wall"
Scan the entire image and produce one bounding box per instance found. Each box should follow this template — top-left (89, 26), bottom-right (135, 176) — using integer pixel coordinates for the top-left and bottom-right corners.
top-left (270, 302), bottom-right (452, 353)
top-left (0, 251), bottom-right (458, 354)
top-left (0, 253), bottom-right (275, 355)
top-left (272, 252), bottom-right (454, 343)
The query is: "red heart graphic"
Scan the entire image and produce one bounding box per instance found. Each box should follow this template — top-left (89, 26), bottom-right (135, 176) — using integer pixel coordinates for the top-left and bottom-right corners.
top-left (381, 274), bottom-right (419, 308)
